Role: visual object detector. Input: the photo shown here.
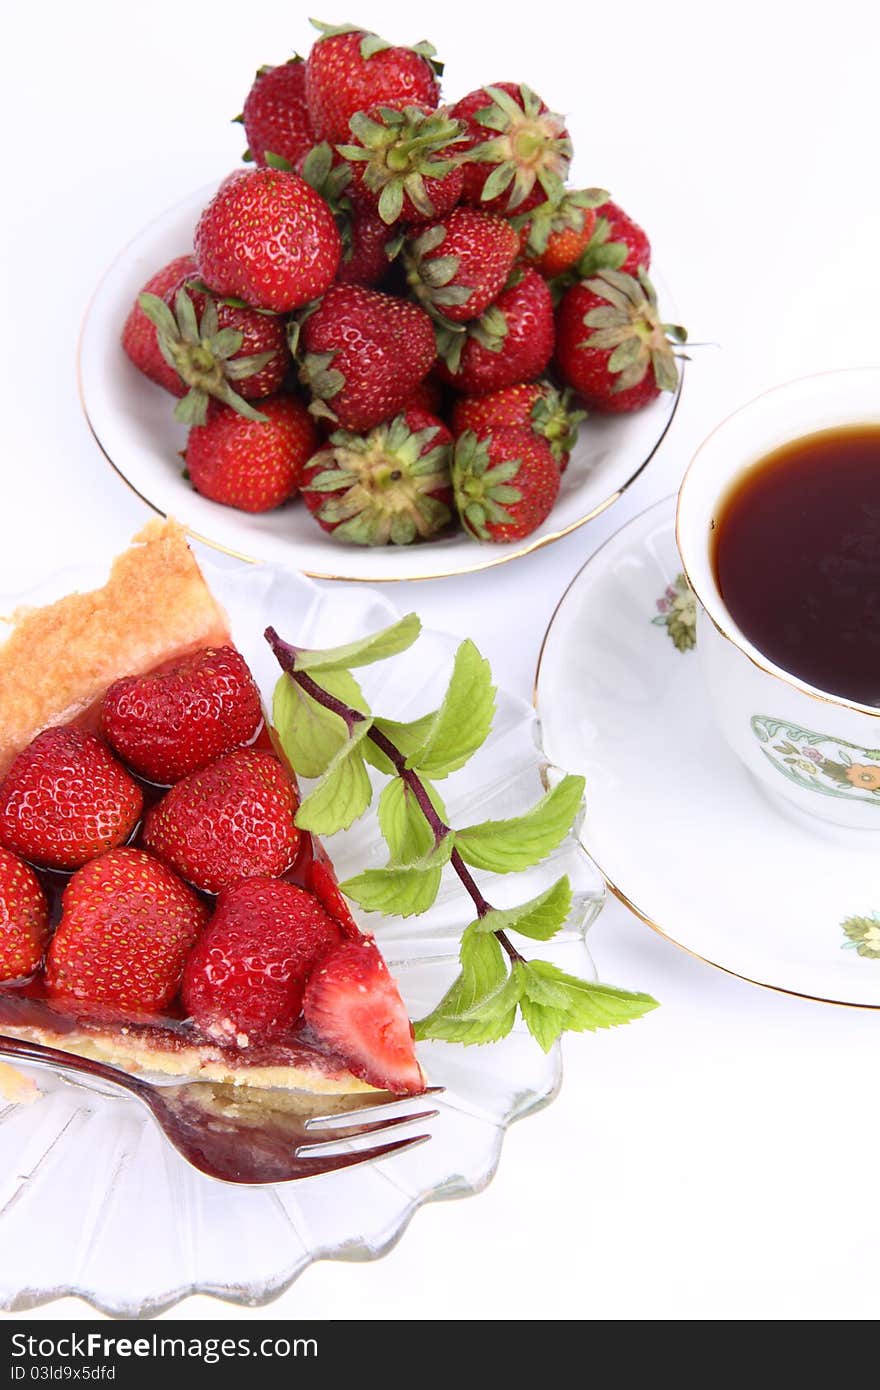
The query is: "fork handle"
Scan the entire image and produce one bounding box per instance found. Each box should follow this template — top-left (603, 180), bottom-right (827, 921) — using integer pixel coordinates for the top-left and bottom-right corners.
top-left (0, 1033), bottom-right (151, 1100)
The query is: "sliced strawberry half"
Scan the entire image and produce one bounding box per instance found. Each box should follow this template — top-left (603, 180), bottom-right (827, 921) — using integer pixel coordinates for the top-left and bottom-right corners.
top-left (303, 939), bottom-right (424, 1095)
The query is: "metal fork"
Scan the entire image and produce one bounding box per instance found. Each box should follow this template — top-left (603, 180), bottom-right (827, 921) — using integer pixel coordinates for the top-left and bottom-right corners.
top-left (0, 1034), bottom-right (438, 1184)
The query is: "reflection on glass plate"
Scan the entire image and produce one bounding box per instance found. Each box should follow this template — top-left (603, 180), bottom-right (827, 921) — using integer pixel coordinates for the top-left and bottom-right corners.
top-left (0, 556), bottom-right (604, 1316)
top-left (78, 183), bottom-right (682, 583)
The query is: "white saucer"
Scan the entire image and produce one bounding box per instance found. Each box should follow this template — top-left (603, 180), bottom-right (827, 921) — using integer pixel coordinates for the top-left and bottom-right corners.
top-left (77, 182), bottom-right (681, 583)
top-left (535, 494), bottom-right (880, 1007)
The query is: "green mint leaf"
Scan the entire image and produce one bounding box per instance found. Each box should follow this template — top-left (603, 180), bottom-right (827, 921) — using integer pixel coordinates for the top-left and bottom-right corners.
top-left (377, 775), bottom-right (448, 865)
top-left (290, 613), bottom-right (421, 673)
top-left (272, 668), bottom-right (369, 779)
top-left (404, 640), bottom-right (496, 778)
top-left (367, 710), bottom-right (437, 774)
top-left (294, 719), bottom-right (373, 833)
top-left (340, 835), bottom-right (453, 917)
top-left (414, 925), bottom-right (521, 1043)
top-left (519, 960), bottom-right (658, 1052)
top-left (476, 876), bottom-right (573, 941)
top-left (455, 774), bottom-right (585, 873)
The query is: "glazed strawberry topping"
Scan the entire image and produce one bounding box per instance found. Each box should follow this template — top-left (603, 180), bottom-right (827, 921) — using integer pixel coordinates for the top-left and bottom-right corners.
top-left (142, 747), bottom-right (300, 894)
top-left (303, 939), bottom-right (423, 1094)
top-left (182, 877), bottom-right (342, 1044)
top-left (0, 847), bottom-right (49, 981)
top-left (46, 847), bottom-right (207, 1012)
top-left (102, 645), bottom-right (263, 784)
top-left (0, 728), bottom-right (143, 871)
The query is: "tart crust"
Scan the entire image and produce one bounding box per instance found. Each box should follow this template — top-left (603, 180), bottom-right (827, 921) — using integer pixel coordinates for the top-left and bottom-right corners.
top-left (0, 518), bottom-right (229, 777)
top-left (0, 521), bottom-right (377, 1096)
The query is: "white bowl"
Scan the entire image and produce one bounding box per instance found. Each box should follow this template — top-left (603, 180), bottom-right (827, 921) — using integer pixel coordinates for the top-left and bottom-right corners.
top-left (78, 182), bottom-right (683, 583)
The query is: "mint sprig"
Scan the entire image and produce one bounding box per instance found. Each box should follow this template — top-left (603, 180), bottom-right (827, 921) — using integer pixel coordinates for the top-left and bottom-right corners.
top-left (266, 620), bottom-right (657, 1052)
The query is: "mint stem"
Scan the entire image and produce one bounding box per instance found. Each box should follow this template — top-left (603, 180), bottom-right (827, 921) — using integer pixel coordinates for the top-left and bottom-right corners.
top-left (265, 626), bottom-right (525, 965)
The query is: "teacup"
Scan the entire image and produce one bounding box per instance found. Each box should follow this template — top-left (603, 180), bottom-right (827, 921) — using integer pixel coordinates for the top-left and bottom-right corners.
top-left (676, 368), bottom-right (880, 831)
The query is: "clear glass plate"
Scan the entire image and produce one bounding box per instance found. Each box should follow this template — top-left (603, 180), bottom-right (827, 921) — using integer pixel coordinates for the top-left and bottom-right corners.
top-left (0, 555), bottom-right (605, 1316)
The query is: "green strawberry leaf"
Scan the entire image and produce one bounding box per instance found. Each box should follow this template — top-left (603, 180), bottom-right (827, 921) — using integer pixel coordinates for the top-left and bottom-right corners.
top-left (455, 774), bottom-right (585, 873)
top-left (273, 668), bottom-right (369, 779)
top-left (475, 877), bottom-right (573, 941)
top-left (518, 961), bottom-right (658, 1052)
top-left (294, 719), bottom-right (373, 833)
top-left (341, 834), bottom-right (454, 917)
top-left (377, 775), bottom-right (448, 865)
top-left (289, 614), bottom-right (421, 673)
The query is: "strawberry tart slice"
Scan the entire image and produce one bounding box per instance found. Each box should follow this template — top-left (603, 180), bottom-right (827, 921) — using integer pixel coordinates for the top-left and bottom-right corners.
top-left (0, 519), bottom-right (424, 1096)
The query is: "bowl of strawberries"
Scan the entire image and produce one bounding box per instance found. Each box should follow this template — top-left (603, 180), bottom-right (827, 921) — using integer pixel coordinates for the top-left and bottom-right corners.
top-left (79, 19), bottom-right (685, 581)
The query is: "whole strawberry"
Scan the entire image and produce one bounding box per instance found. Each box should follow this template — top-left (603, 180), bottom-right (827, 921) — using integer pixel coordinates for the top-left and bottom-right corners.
top-left (453, 82), bottom-right (571, 216)
top-left (453, 426), bottom-right (560, 542)
top-left (404, 208), bottom-right (519, 325)
top-left (102, 646), bottom-right (263, 785)
top-left (238, 58), bottom-right (314, 168)
top-left (185, 395), bottom-right (317, 513)
top-left (516, 188), bottom-right (606, 277)
top-left (577, 199), bottom-right (652, 277)
top-left (305, 21), bottom-right (441, 145)
top-left (436, 267), bottom-right (554, 395)
top-left (296, 285), bottom-right (436, 431)
top-left (452, 380), bottom-right (585, 472)
top-left (299, 142), bottom-right (394, 287)
top-left (46, 848), bottom-right (207, 1013)
top-left (303, 939), bottom-right (424, 1094)
top-left (121, 254), bottom-right (197, 396)
top-left (556, 269), bottom-right (685, 413)
top-left (338, 105), bottom-right (464, 226)
top-left (0, 729), bottom-right (142, 871)
top-left (182, 878), bottom-right (343, 1044)
top-left (195, 168), bottom-right (341, 313)
top-left (136, 280), bottom-right (288, 426)
top-left (142, 748), bottom-right (300, 895)
top-left (0, 847), bottom-right (48, 981)
top-left (301, 407), bottom-right (453, 545)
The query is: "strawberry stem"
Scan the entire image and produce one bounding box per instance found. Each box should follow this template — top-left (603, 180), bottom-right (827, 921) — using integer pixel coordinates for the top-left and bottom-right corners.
top-left (265, 627), bottom-right (525, 963)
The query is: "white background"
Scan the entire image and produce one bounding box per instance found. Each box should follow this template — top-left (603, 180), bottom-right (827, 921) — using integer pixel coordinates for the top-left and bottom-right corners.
top-left (2, 0), bottom-right (880, 1320)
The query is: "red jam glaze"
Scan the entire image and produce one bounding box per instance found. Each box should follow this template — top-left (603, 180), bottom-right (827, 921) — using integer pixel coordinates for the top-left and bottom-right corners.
top-left (0, 650), bottom-right (364, 1070)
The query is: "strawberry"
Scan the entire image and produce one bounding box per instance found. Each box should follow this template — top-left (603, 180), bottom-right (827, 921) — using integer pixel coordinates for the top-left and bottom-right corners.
top-left (142, 748), bottom-right (300, 895)
top-left (121, 254), bottom-right (197, 396)
top-left (516, 188), bottom-right (606, 276)
top-left (303, 939), bottom-right (424, 1094)
top-left (182, 877), bottom-right (343, 1045)
top-left (401, 374), bottom-right (446, 415)
top-left (435, 267), bottom-right (554, 395)
top-left (0, 847), bottom-right (48, 981)
top-left (555, 269), bottom-right (685, 414)
top-left (337, 105), bottom-right (464, 226)
top-left (194, 167), bottom-right (341, 313)
top-left (453, 83), bottom-right (571, 216)
top-left (0, 729), bottom-right (142, 871)
top-left (135, 280), bottom-right (288, 427)
top-left (305, 844), bottom-right (361, 938)
top-left (578, 199), bottom-right (652, 277)
top-left (451, 380), bottom-right (585, 472)
top-left (299, 143), bottom-right (394, 287)
top-left (184, 395), bottom-right (317, 513)
top-left (404, 208), bottom-right (519, 325)
top-left (296, 285), bottom-right (436, 431)
top-left (102, 646), bottom-right (263, 785)
top-left (453, 425), bottom-right (561, 541)
top-left (46, 848), bottom-right (207, 1013)
top-left (238, 58), bottom-right (314, 168)
top-left (301, 407), bottom-right (453, 545)
top-left (305, 22), bottom-right (441, 146)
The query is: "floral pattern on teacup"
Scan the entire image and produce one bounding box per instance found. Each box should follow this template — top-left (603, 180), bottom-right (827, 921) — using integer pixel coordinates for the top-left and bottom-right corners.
top-left (751, 715), bottom-right (880, 805)
top-left (842, 913), bottom-right (880, 959)
top-left (652, 573), bottom-right (696, 652)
